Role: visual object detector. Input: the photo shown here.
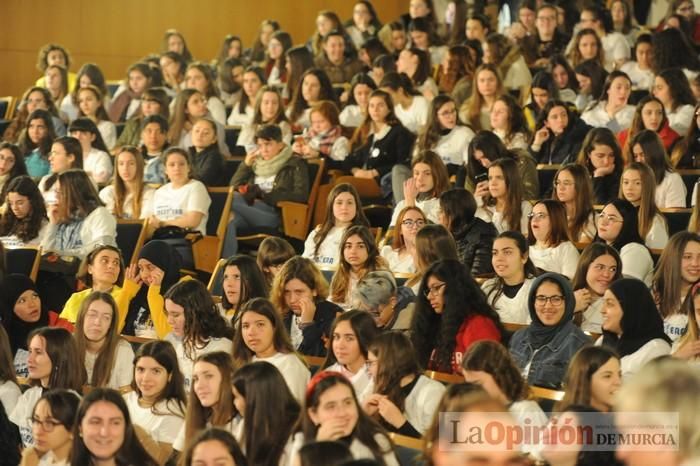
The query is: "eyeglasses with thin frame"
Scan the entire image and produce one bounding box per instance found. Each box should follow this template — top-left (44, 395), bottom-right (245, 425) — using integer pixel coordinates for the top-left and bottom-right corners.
top-left (534, 295), bottom-right (564, 306)
top-left (29, 417), bottom-right (63, 432)
top-left (365, 359), bottom-right (378, 370)
top-left (401, 219), bottom-right (426, 228)
top-left (598, 213), bottom-right (623, 224)
top-left (423, 282), bottom-right (446, 298)
top-left (527, 212), bottom-right (548, 221)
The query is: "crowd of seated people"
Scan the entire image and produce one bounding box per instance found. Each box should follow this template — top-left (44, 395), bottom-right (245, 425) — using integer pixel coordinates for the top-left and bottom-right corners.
top-left (2, 1), bottom-right (700, 465)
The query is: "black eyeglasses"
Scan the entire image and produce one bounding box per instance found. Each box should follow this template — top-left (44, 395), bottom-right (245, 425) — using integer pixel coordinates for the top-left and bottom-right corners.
top-left (29, 417), bottom-right (63, 432)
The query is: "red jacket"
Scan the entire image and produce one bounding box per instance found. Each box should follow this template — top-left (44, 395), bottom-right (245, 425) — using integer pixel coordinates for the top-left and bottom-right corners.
top-left (618, 121), bottom-right (680, 152)
top-left (430, 314), bottom-right (501, 374)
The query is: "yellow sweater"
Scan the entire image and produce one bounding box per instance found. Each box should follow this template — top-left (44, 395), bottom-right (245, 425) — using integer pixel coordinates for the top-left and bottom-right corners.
top-left (59, 286), bottom-right (129, 324)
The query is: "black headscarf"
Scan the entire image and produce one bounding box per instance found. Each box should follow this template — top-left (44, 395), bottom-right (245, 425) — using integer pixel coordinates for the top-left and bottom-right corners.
top-left (123, 240), bottom-right (182, 335)
top-left (0, 274), bottom-right (49, 354)
top-left (526, 272), bottom-right (576, 348)
top-left (595, 199), bottom-right (644, 252)
top-left (601, 278), bottom-right (671, 357)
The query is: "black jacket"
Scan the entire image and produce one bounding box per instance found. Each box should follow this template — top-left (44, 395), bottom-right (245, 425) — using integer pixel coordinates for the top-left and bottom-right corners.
top-left (344, 125), bottom-right (415, 180)
top-left (189, 143), bottom-right (226, 187)
top-left (529, 118), bottom-right (591, 165)
top-left (452, 218), bottom-right (498, 276)
top-left (283, 299), bottom-right (341, 357)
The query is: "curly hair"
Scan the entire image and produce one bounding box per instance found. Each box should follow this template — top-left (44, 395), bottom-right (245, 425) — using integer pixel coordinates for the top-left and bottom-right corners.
top-left (461, 339), bottom-right (528, 402)
top-left (330, 225), bottom-right (387, 303)
top-left (163, 280), bottom-right (233, 361)
top-left (411, 259), bottom-right (503, 372)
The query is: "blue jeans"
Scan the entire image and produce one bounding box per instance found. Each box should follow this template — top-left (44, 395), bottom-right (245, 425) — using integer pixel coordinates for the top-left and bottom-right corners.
top-left (221, 192), bottom-right (280, 258)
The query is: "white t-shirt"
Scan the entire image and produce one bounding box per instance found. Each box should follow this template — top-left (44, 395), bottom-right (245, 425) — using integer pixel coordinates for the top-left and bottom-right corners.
top-left (476, 201), bottom-right (532, 236)
top-left (390, 197), bottom-right (440, 226)
top-left (173, 416), bottom-right (242, 453)
top-left (166, 334), bottom-right (233, 392)
top-left (667, 104), bottom-right (695, 136)
top-left (0, 220), bottom-right (49, 248)
top-left (481, 277), bottom-right (534, 325)
top-left (97, 119), bottom-right (117, 150)
top-left (14, 350), bottom-right (29, 378)
top-left (339, 105), bottom-right (364, 128)
top-left (581, 297), bottom-right (604, 334)
top-left (84, 147), bottom-right (113, 184)
top-left (302, 225), bottom-right (346, 267)
top-left (618, 339), bottom-right (671, 379)
top-left (207, 96), bottom-right (227, 126)
top-left (503, 55), bottom-right (533, 93)
top-left (10, 386), bottom-right (43, 447)
top-left (0, 380), bottom-right (21, 418)
top-left (84, 339), bottom-right (134, 390)
top-left (645, 214), bottom-right (669, 249)
top-left (601, 32), bottom-right (631, 71)
top-left (380, 245), bottom-right (416, 274)
top-left (581, 102), bottom-right (635, 133)
top-left (664, 313), bottom-right (689, 343)
top-left (620, 62), bottom-right (654, 90)
top-left (324, 362), bottom-right (372, 399)
top-left (429, 125), bottom-right (474, 166)
top-left (227, 104), bottom-right (254, 126)
top-left (123, 391), bottom-right (185, 444)
top-left (152, 180), bottom-right (211, 235)
top-left (656, 171), bottom-right (687, 208)
top-left (99, 184), bottom-right (155, 219)
top-left (528, 241), bottom-right (580, 279)
top-left (394, 96), bottom-right (429, 135)
top-left (252, 352), bottom-right (310, 403)
top-left (619, 242), bottom-right (654, 286)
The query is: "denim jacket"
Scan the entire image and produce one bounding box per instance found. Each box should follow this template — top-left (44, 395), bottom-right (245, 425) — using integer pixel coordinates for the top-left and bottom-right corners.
top-left (509, 320), bottom-right (589, 389)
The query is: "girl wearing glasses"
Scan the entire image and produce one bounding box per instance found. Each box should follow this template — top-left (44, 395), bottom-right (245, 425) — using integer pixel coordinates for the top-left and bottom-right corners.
top-left (575, 127), bottom-right (624, 205)
top-left (270, 257), bottom-right (342, 357)
top-left (619, 162), bottom-right (669, 249)
top-left (600, 278), bottom-right (671, 378)
top-left (509, 272), bottom-right (589, 389)
top-left (390, 151), bottom-right (449, 227)
top-left (482, 231), bottom-right (537, 325)
top-left (551, 164), bottom-right (596, 243)
top-left (362, 332), bottom-right (445, 438)
top-left (412, 259), bottom-right (502, 374)
top-left (652, 232), bottom-right (700, 343)
top-left (381, 206), bottom-right (425, 274)
top-left (528, 200), bottom-right (580, 280)
top-left (414, 95), bottom-right (474, 176)
top-left (20, 389), bottom-right (80, 466)
top-left (321, 310), bottom-right (379, 397)
top-left (572, 243), bottom-right (623, 334)
top-left (303, 183), bottom-right (369, 268)
top-left (595, 198), bottom-right (654, 286)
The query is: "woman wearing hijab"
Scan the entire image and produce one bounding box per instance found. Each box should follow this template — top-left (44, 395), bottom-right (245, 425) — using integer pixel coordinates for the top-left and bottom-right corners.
top-left (120, 240), bottom-right (183, 338)
top-left (509, 272), bottom-right (590, 389)
top-left (600, 278), bottom-right (671, 379)
top-left (0, 274), bottom-right (67, 377)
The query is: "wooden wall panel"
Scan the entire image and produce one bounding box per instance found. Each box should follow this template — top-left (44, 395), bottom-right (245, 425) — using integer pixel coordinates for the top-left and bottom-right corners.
top-left (0, 0), bottom-right (406, 98)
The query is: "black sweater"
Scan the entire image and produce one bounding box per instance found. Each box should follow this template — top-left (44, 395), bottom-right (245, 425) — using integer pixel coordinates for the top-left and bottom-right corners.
top-left (283, 299), bottom-right (341, 357)
top-left (344, 125), bottom-right (415, 180)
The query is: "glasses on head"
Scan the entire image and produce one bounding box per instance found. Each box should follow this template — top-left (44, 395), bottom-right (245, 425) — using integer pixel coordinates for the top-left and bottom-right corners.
top-left (592, 263), bottom-right (617, 274)
top-left (554, 180), bottom-right (574, 187)
top-left (534, 295), bottom-right (564, 306)
top-left (423, 282), bottom-right (446, 298)
top-left (401, 219), bottom-right (426, 228)
top-left (29, 417), bottom-right (63, 432)
top-left (527, 212), bottom-right (548, 221)
top-left (598, 213), bottom-right (623, 224)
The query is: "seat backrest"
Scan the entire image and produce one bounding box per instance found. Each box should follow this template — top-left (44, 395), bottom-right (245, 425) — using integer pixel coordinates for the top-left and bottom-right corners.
top-left (116, 220), bottom-right (147, 265)
top-left (222, 159), bottom-right (241, 185)
top-left (536, 164), bottom-right (561, 198)
top-left (660, 208), bottom-right (692, 236)
top-left (206, 187), bottom-right (234, 237)
top-left (5, 247), bottom-right (41, 281)
top-left (224, 126), bottom-right (242, 156)
top-left (207, 258), bottom-right (227, 295)
top-left (304, 159), bottom-right (324, 231)
top-left (677, 170), bottom-right (699, 207)
top-left (0, 97), bottom-right (13, 120)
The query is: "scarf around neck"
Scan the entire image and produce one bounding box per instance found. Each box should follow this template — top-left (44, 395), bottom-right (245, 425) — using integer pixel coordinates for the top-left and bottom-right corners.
top-left (252, 144), bottom-right (293, 178)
